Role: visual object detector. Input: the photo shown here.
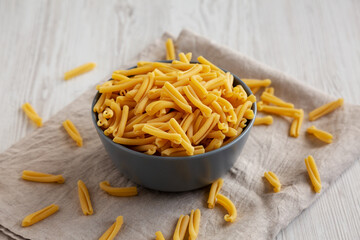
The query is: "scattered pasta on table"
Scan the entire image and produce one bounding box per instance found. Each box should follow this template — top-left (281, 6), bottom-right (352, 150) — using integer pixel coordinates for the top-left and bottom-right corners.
top-left (22, 204), bottom-right (59, 227)
top-left (22, 103), bottom-right (43, 127)
top-left (22, 170), bottom-right (65, 183)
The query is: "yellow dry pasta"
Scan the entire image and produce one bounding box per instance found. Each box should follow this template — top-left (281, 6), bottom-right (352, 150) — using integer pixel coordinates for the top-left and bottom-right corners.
top-left (306, 125), bottom-right (333, 144)
top-left (257, 101), bottom-right (301, 118)
top-left (197, 56), bottom-right (224, 74)
top-left (114, 105), bottom-right (129, 138)
top-left (131, 144), bottom-right (157, 155)
top-left (22, 103), bottom-right (42, 127)
top-left (183, 86), bottom-right (212, 117)
top-left (264, 171), bottom-right (281, 192)
top-left (142, 124), bottom-right (182, 144)
top-left (155, 231), bottom-right (165, 240)
top-left (173, 214), bottom-right (190, 240)
top-left (62, 119), bottom-right (83, 147)
top-left (304, 155), bottom-right (321, 193)
top-left (242, 79), bottom-right (271, 88)
top-left (189, 209), bottom-right (201, 240)
top-left (185, 52), bottom-right (192, 62)
top-left (163, 82), bottom-right (192, 113)
top-left (22, 170), bottom-right (64, 183)
top-left (77, 180), bottom-right (93, 215)
top-left (260, 92), bottom-right (294, 108)
top-left (22, 204), bottom-right (59, 227)
top-left (179, 52), bottom-right (189, 63)
top-left (254, 116), bottom-right (273, 125)
top-left (99, 181), bottom-right (138, 197)
top-left (207, 178), bottom-right (223, 208)
top-left (166, 38), bottom-right (176, 60)
top-left (289, 109), bottom-right (304, 138)
top-left (216, 193), bottom-right (237, 222)
top-left (250, 87), bottom-right (261, 94)
top-left (113, 136), bottom-right (156, 145)
top-left (94, 42), bottom-right (255, 156)
top-left (64, 62), bottom-right (96, 80)
top-left (169, 118), bottom-right (194, 155)
top-left (99, 216), bottom-right (123, 240)
top-left (309, 98), bottom-right (344, 121)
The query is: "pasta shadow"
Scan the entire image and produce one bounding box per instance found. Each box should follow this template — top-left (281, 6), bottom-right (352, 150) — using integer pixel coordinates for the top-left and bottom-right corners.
top-left (91, 62), bottom-right (256, 192)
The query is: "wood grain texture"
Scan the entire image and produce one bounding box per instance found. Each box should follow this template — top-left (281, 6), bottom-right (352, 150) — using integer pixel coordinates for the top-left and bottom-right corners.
top-left (0, 0), bottom-right (359, 239)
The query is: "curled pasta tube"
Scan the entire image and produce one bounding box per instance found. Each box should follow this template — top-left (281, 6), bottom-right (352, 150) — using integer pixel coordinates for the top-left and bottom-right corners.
top-left (197, 56), bottom-right (225, 74)
top-left (22, 170), bottom-right (64, 183)
top-left (63, 119), bottom-right (83, 147)
top-left (257, 101), bottom-right (301, 118)
top-left (22, 103), bottom-right (43, 127)
top-left (77, 180), bottom-right (93, 215)
top-left (254, 116), bottom-right (273, 125)
top-left (305, 155), bottom-right (322, 193)
top-left (244, 109), bottom-right (254, 119)
top-left (179, 52), bottom-right (189, 63)
top-left (207, 178), bottom-right (223, 208)
top-left (142, 124), bottom-right (182, 144)
top-left (216, 194), bottom-right (237, 222)
top-left (289, 109), bottom-right (304, 138)
top-left (99, 181), bottom-right (138, 197)
top-left (64, 62), bottom-right (96, 80)
top-left (309, 98), bottom-right (344, 121)
top-left (189, 209), bottom-right (201, 240)
top-left (307, 125), bottom-right (333, 144)
top-left (242, 79), bottom-right (271, 88)
top-left (131, 144), bottom-right (157, 155)
top-left (166, 38), bottom-right (175, 60)
top-left (264, 171), bottom-right (281, 192)
top-left (173, 214), bottom-right (189, 240)
top-left (155, 231), bottom-right (165, 240)
top-left (260, 92), bottom-right (294, 108)
top-left (185, 52), bottom-right (192, 62)
top-left (169, 118), bottom-right (194, 155)
top-left (22, 204), bottom-right (59, 227)
top-left (99, 216), bottom-right (123, 240)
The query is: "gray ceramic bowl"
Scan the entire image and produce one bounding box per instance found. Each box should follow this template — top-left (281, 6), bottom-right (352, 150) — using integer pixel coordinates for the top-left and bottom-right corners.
top-left (91, 62), bottom-right (256, 192)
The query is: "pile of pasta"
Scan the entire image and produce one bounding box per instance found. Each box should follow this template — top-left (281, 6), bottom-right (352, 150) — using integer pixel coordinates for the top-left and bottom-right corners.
top-left (94, 55), bottom-right (255, 156)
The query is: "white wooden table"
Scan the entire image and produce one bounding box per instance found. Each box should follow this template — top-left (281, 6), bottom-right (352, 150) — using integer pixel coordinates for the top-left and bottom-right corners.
top-left (1, 0), bottom-right (359, 239)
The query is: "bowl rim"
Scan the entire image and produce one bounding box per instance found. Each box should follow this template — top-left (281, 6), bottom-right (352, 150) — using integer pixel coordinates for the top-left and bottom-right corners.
top-left (91, 60), bottom-right (257, 160)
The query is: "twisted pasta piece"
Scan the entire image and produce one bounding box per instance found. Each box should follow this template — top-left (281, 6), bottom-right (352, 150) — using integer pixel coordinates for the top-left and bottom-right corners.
top-left (207, 178), bottom-right (223, 208)
top-left (173, 214), bottom-right (189, 240)
top-left (242, 79), bottom-right (271, 88)
top-left (189, 209), bottom-right (201, 240)
top-left (22, 103), bottom-right (42, 127)
top-left (309, 98), bottom-right (343, 121)
top-left (257, 101), bottom-right (302, 118)
top-left (77, 180), bottom-right (93, 215)
top-left (99, 181), bottom-right (137, 197)
top-left (289, 109), bottom-right (304, 138)
top-left (155, 231), bottom-right (165, 240)
top-left (63, 119), bottom-right (83, 147)
top-left (216, 193), bottom-right (237, 222)
top-left (64, 62), bottom-right (96, 80)
top-left (22, 170), bottom-right (64, 183)
top-left (264, 171), bottom-right (281, 192)
top-left (307, 125), bottom-right (333, 144)
top-left (305, 155), bottom-right (321, 193)
top-left (254, 116), bottom-right (273, 125)
top-left (260, 92), bottom-right (294, 108)
top-left (166, 38), bottom-right (175, 60)
top-left (22, 204), bottom-right (59, 227)
top-left (99, 216), bottom-right (123, 240)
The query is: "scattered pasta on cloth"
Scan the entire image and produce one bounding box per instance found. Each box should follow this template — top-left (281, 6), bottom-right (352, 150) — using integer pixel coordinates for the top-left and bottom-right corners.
top-left (0, 30), bottom-right (359, 240)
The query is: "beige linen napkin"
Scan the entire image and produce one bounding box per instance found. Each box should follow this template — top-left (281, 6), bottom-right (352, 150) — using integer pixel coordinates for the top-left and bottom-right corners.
top-left (1, 29), bottom-right (359, 240)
